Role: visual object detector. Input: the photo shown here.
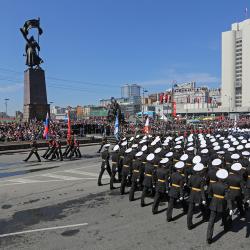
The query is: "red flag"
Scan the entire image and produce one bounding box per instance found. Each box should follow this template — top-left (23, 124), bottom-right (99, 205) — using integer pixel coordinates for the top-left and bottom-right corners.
top-left (172, 101), bottom-right (176, 117)
top-left (144, 117), bottom-right (150, 134)
top-left (67, 110), bottom-right (71, 136)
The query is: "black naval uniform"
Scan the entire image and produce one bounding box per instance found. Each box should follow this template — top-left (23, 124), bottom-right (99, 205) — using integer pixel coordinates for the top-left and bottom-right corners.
top-left (141, 160), bottom-right (155, 207)
top-left (120, 152), bottom-right (133, 195)
top-left (152, 164), bottom-right (169, 214)
top-left (129, 156), bottom-right (142, 201)
top-left (166, 170), bottom-right (186, 221)
top-left (24, 139), bottom-right (41, 162)
top-left (187, 172), bottom-right (206, 229)
top-left (110, 150), bottom-right (120, 190)
top-left (98, 148), bottom-right (112, 186)
top-left (206, 181), bottom-right (232, 244)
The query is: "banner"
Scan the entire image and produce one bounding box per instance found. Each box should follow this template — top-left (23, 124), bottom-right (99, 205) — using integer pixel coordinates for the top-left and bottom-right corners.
top-left (172, 101), bottom-right (176, 117)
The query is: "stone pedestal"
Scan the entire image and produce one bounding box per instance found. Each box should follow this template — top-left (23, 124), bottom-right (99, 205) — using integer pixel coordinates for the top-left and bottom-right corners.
top-left (23, 68), bottom-right (49, 121)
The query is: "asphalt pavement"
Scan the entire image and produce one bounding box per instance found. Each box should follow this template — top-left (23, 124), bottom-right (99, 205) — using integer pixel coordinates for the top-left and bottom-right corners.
top-left (0, 145), bottom-right (249, 250)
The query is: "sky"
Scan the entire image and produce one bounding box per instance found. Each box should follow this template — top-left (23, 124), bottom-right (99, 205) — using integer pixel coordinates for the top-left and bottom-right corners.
top-left (0, 0), bottom-right (249, 115)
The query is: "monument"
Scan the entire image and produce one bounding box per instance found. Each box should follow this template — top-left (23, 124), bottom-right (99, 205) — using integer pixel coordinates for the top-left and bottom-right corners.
top-left (20, 18), bottom-right (49, 121)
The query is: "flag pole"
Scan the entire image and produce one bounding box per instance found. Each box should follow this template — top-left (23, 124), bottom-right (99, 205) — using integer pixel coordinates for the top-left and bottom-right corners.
top-left (37, 17), bottom-right (40, 57)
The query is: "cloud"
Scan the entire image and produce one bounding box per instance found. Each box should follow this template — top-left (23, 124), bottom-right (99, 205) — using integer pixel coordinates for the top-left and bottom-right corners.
top-left (139, 69), bottom-right (220, 89)
top-left (0, 83), bottom-right (22, 93)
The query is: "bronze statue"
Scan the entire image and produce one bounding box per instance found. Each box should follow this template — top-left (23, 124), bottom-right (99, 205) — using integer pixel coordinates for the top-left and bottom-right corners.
top-left (107, 97), bottom-right (123, 124)
top-left (20, 18), bottom-right (43, 68)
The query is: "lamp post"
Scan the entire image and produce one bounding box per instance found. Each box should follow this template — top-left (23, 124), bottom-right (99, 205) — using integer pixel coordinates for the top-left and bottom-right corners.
top-left (141, 88), bottom-right (148, 118)
top-left (4, 98), bottom-right (10, 116)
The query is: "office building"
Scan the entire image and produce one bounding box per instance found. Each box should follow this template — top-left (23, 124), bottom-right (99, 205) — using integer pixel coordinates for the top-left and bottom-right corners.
top-left (221, 19), bottom-right (250, 109)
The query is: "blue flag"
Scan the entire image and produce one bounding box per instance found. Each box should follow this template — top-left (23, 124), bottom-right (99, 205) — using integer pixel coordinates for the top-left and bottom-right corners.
top-left (114, 115), bottom-right (119, 141)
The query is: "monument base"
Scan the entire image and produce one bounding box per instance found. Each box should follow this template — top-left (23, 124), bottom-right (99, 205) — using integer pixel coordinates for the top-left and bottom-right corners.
top-left (23, 68), bottom-right (49, 121)
top-left (23, 103), bottom-right (50, 121)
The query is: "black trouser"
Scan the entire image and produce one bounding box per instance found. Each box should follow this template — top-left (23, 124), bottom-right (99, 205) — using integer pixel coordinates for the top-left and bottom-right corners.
top-left (152, 191), bottom-right (165, 214)
top-left (206, 210), bottom-right (228, 242)
top-left (51, 148), bottom-right (63, 161)
top-left (62, 145), bottom-right (70, 156)
top-left (46, 147), bottom-right (56, 159)
top-left (110, 164), bottom-right (121, 190)
top-left (42, 147), bottom-right (51, 158)
top-left (167, 197), bottom-right (187, 221)
top-left (141, 186), bottom-right (154, 207)
top-left (129, 178), bottom-right (139, 201)
top-left (97, 143), bottom-right (104, 153)
top-left (24, 149), bottom-right (41, 162)
top-left (120, 173), bottom-right (128, 195)
top-left (65, 146), bottom-right (74, 158)
top-left (98, 162), bottom-right (112, 185)
top-left (187, 202), bottom-right (206, 228)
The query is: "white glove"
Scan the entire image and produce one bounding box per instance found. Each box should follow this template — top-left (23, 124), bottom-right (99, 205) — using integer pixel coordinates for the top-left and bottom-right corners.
top-left (179, 197), bottom-right (183, 201)
top-left (202, 200), bottom-right (206, 205)
top-left (229, 210), bottom-right (233, 216)
top-left (247, 200), bottom-right (250, 204)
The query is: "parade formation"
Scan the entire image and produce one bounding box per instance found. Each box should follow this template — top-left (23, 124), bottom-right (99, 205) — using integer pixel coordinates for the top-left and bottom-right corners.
top-left (98, 126), bottom-right (250, 244)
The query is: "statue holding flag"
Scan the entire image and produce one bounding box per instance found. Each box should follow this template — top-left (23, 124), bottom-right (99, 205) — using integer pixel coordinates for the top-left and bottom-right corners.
top-left (20, 18), bottom-right (43, 68)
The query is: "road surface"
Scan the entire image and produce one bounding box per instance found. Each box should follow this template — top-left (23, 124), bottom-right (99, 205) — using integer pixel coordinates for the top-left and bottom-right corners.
top-left (0, 145), bottom-right (249, 249)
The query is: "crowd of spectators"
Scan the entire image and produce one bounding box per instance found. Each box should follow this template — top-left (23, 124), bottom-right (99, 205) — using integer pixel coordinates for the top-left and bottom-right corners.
top-left (1, 116), bottom-right (250, 142)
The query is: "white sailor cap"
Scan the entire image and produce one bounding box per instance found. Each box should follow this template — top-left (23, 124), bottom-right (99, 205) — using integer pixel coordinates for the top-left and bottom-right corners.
top-left (175, 161), bottom-right (185, 169)
top-left (142, 135), bottom-right (147, 140)
top-left (125, 148), bottom-right (132, 153)
top-left (154, 147), bottom-right (162, 154)
top-left (231, 153), bottom-right (240, 160)
top-left (219, 137), bottom-right (225, 141)
top-left (193, 163), bottom-right (204, 172)
top-left (206, 134), bottom-right (211, 137)
top-left (216, 169), bottom-right (228, 179)
top-left (223, 144), bottom-right (230, 149)
top-left (175, 137), bottom-right (180, 142)
top-left (210, 138), bottom-right (216, 143)
top-left (136, 135), bottom-right (140, 139)
top-left (147, 153), bottom-right (155, 161)
top-left (187, 142), bottom-right (193, 147)
top-left (136, 151), bottom-right (143, 157)
top-left (212, 158), bottom-right (222, 166)
top-left (193, 155), bottom-right (201, 164)
top-left (165, 152), bottom-right (173, 157)
top-left (223, 140), bottom-right (229, 144)
top-left (113, 145), bottom-right (120, 151)
top-left (121, 141), bottom-right (127, 146)
top-left (231, 162), bottom-right (242, 171)
top-left (238, 136), bottom-right (244, 140)
top-left (129, 137), bottom-right (134, 142)
top-left (242, 151), bottom-right (250, 156)
top-left (237, 145), bottom-right (244, 151)
top-left (141, 145), bottom-right (148, 152)
top-left (139, 139), bottom-right (147, 144)
top-left (200, 144), bottom-right (207, 149)
top-left (162, 141), bottom-right (168, 146)
top-left (131, 144), bottom-right (138, 149)
top-left (231, 138), bottom-right (236, 142)
top-left (215, 134), bottom-right (221, 138)
top-left (245, 143), bottom-right (250, 149)
top-left (201, 148), bottom-right (208, 154)
top-left (213, 146), bottom-right (220, 151)
top-left (151, 141), bottom-right (157, 146)
top-left (217, 151), bottom-right (225, 155)
top-left (233, 141), bottom-right (239, 146)
top-left (187, 147), bottom-right (194, 151)
top-left (180, 154), bottom-right (188, 161)
top-left (188, 138), bottom-right (194, 142)
top-left (228, 147), bottom-right (235, 152)
top-left (174, 145), bottom-right (181, 149)
top-left (242, 139), bottom-right (247, 144)
top-left (104, 144), bottom-right (110, 148)
top-left (160, 158), bottom-right (169, 164)
top-left (176, 141), bottom-right (182, 145)
top-left (212, 142), bottom-right (219, 147)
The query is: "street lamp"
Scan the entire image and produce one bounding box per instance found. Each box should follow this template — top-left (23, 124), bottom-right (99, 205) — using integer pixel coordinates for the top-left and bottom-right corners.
top-left (141, 88), bottom-right (148, 118)
top-left (4, 98), bottom-right (10, 116)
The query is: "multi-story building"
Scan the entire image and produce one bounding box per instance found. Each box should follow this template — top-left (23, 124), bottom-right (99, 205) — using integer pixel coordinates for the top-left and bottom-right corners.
top-left (121, 84), bottom-right (141, 98)
top-left (221, 19), bottom-right (250, 109)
